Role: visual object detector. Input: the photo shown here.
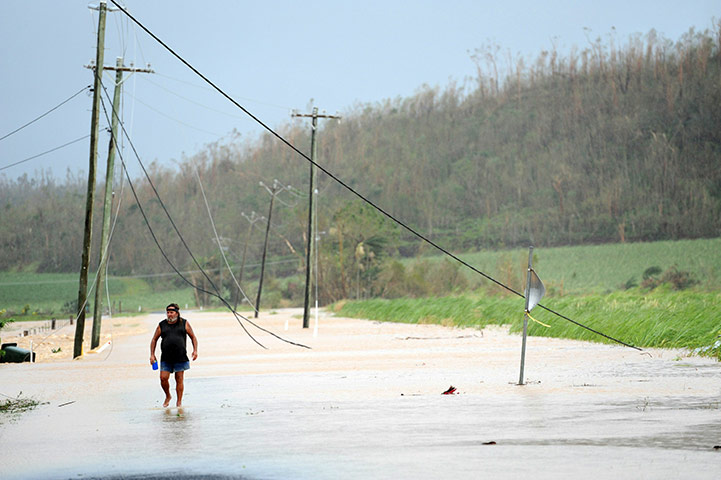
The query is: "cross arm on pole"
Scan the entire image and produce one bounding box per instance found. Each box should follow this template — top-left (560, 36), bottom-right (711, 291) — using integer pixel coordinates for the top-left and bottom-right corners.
top-left (84, 64), bottom-right (155, 74)
top-left (291, 110), bottom-right (342, 121)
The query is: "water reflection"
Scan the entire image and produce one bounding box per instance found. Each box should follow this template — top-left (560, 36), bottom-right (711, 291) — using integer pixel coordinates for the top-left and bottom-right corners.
top-left (162, 406), bottom-right (187, 420)
top-left (156, 405), bottom-right (193, 448)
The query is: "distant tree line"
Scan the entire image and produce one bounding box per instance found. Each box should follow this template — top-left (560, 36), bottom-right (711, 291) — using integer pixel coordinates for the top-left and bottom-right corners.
top-left (1, 25), bottom-right (719, 305)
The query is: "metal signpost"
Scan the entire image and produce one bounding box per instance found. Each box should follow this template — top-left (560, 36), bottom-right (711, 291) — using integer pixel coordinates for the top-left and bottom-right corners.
top-left (518, 246), bottom-right (546, 385)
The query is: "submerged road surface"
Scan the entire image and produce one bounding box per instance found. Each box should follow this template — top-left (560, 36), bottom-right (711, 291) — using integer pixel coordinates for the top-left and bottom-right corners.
top-left (1, 309), bottom-right (720, 479)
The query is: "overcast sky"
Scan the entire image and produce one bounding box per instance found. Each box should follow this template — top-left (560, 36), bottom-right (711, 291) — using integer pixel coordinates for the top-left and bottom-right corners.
top-left (0, 0), bottom-right (718, 181)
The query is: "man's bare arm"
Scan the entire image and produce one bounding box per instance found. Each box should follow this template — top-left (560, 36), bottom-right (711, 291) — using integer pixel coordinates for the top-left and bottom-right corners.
top-left (149, 325), bottom-right (161, 365)
top-left (186, 321), bottom-right (198, 361)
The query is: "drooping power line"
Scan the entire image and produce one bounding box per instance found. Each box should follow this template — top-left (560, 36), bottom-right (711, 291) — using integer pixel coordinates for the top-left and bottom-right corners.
top-left (98, 77), bottom-right (309, 350)
top-left (0, 135), bottom-right (90, 172)
top-left (108, 0), bottom-right (639, 351)
top-left (0, 85), bottom-right (90, 142)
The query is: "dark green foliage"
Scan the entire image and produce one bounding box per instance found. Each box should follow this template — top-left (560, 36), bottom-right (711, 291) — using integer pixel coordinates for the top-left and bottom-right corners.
top-left (643, 266), bottom-right (663, 280)
top-left (622, 277), bottom-right (638, 290)
top-left (373, 258), bottom-right (469, 299)
top-left (642, 265), bottom-right (699, 290)
top-left (0, 315), bottom-right (13, 330)
top-left (318, 200), bottom-right (400, 302)
top-left (61, 298), bottom-right (77, 314)
top-left (661, 266), bottom-right (700, 290)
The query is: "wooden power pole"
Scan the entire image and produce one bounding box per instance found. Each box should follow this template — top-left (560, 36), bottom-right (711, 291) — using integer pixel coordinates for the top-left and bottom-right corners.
top-left (255, 180), bottom-right (290, 318)
top-left (74, 1), bottom-right (107, 359)
top-left (89, 57), bottom-right (153, 349)
top-left (291, 107), bottom-right (340, 328)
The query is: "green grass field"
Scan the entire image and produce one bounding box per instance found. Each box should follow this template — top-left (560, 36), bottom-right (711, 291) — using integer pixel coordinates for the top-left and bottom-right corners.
top-left (0, 272), bottom-right (195, 320)
top-left (440, 237), bottom-right (721, 294)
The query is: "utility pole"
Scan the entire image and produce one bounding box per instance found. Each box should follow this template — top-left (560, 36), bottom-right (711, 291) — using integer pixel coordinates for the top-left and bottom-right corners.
top-left (74, 1), bottom-right (107, 359)
top-left (291, 107), bottom-right (341, 328)
top-left (232, 211), bottom-right (264, 311)
top-left (255, 180), bottom-right (290, 318)
top-left (89, 57), bottom-right (153, 349)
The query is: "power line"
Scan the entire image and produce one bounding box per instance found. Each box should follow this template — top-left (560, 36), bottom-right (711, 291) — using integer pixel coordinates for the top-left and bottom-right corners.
top-left (190, 159), bottom-right (257, 313)
top-left (99, 87), bottom-right (269, 349)
top-left (0, 135), bottom-right (90, 172)
top-left (109, 0), bottom-right (639, 351)
top-left (139, 75), bottom-right (249, 120)
top-left (98, 77), bottom-right (309, 350)
top-left (152, 72), bottom-right (293, 112)
top-left (122, 89), bottom-right (224, 136)
top-left (0, 85), bottom-right (91, 142)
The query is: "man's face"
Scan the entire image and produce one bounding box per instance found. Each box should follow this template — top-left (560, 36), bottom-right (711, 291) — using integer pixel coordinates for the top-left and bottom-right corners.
top-left (167, 309), bottom-right (179, 321)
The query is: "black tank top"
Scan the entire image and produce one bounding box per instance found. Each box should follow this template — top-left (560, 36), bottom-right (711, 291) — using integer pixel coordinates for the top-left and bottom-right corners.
top-left (159, 318), bottom-right (188, 363)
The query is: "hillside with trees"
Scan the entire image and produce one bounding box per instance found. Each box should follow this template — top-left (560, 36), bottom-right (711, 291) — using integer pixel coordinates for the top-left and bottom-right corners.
top-left (1, 26), bottom-right (719, 306)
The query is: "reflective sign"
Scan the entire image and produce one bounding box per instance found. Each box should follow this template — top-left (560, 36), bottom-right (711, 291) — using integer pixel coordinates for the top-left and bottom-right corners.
top-left (527, 268), bottom-right (545, 312)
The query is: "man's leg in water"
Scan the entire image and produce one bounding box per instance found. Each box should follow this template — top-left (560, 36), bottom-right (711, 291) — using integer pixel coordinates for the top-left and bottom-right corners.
top-left (175, 371), bottom-right (185, 407)
top-left (160, 371), bottom-right (172, 407)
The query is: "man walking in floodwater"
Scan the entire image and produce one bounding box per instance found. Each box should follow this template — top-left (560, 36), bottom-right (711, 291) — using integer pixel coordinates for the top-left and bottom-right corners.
top-left (150, 303), bottom-right (198, 407)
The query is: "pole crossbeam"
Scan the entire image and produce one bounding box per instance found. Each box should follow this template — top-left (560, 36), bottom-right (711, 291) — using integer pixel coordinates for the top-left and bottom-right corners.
top-left (84, 65), bottom-right (154, 74)
top-left (291, 112), bottom-right (341, 120)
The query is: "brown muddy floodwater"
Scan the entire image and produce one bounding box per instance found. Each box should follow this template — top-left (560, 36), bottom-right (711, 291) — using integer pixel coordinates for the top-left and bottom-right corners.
top-left (1, 309), bottom-right (720, 479)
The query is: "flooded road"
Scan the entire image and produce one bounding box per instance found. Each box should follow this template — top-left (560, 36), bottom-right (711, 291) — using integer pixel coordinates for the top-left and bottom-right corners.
top-left (1, 309), bottom-right (720, 479)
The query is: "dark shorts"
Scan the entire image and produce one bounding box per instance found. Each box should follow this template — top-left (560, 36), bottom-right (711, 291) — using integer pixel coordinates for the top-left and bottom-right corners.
top-left (160, 361), bottom-right (190, 373)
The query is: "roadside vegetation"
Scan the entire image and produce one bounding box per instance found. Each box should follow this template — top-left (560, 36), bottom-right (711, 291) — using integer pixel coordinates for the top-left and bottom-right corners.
top-left (333, 288), bottom-right (721, 360)
top-left (330, 238), bottom-right (721, 360)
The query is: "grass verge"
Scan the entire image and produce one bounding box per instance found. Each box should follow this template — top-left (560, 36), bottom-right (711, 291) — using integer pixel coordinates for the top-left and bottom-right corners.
top-left (333, 288), bottom-right (721, 360)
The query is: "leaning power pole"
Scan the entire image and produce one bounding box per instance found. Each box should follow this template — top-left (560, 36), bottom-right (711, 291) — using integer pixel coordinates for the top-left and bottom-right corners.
top-left (89, 57), bottom-right (153, 349)
top-left (255, 180), bottom-right (290, 318)
top-left (74, 1), bottom-right (107, 359)
top-left (291, 107), bottom-right (340, 328)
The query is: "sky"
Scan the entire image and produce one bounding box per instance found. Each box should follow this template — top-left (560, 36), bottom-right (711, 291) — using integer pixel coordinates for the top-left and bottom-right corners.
top-left (0, 0), bottom-right (718, 182)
